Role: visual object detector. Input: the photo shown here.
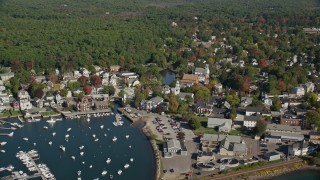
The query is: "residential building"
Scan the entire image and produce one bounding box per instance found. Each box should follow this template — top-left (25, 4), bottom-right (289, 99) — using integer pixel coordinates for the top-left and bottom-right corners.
top-left (243, 115), bottom-right (261, 128)
top-left (94, 101), bottom-right (108, 110)
top-left (55, 94), bottom-right (63, 106)
top-left (303, 82), bottom-right (315, 93)
top-left (180, 74), bottom-right (198, 87)
top-left (193, 64), bottom-right (210, 84)
top-left (265, 124), bottom-right (304, 142)
top-left (122, 87), bottom-right (135, 103)
top-left (288, 141), bottom-right (309, 156)
top-left (140, 96), bottom-right (164, 111)
top-left (207, 118), bottom-right (232, 132)
top-left (309, 132), bottom-right (320, 144)
top-left (12, 101), bottom-right (19, 111)
top-left (219, 137), bottom-right (247, 157)
top-left (178, 92), bottom-right (194, 103)
top-left (110, 65), bottom-right (121, 72)
top-left (245, 106), bottom-right (262, 116)
top-left (291, 86), bottom-right (305, 96)
top-left (78, 96), bottom-right (90, 112)
top-left (17, 90), bottom-right (32, 110)
top-left (240, 97), bottom-right (252, 107)
top-left (0, 72), bottom-right (14, 81)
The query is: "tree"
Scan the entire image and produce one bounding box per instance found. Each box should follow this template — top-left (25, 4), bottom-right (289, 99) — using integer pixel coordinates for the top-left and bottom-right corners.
top-left (103, 85), bottom-right (115, 96)
top-left (67, 81), bottom-right (81, 91)
top-left (241, 77), bottom-right (251, 92)
top-left (78, 76), bottom-right (88, 87)
top-left (277, 80), bottom-right (287, 92)
top-left (168, 93), bottom-right (179, 113)
top-left (258, 59), bottom-right (269, 68)
top-left (194, 86), bottom-right (210, 102)
top-left (90, 75), bottom-right (102, 87)
top-left (254, 119), bottom-right (267, 136)
top-left (188, 118), bottom-right (201, 130)
top-left (134, 91), bottom-right (145, 108)
top-left (83, 85), bottom-right (92, 95)
top-left (34, 88), bottom-right (44, 99)
top-left (178, 103), bottom-right (189, 114)
top-left (306, 92), bottom-right (318, 106)
top-left (306, 110), bottom-right (320, 130)
top-left (271, 97), bottom-right (281, 111)
top-left (226, 94), bottom-right (240, 107)
top-left (60, 89), bottom-right (68, 97)
top-left (48, 72), bottom-right (58, 83)
top-left (229, 108), bottom-right (237, 120)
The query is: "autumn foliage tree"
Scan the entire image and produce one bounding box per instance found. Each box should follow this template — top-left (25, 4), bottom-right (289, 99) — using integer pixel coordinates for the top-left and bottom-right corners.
top-left (83, 85), bottom-right (92, 95)
top-left (258, 59), bottom-right (269, 68)
top-left (90, 75), bottom-right (102, 87)
top-left (78, 76), bottom-right (88, 87)
top-left (241, 77), bottom-right (251, 92)
top-left (277, 80), bottom-right (287, 92)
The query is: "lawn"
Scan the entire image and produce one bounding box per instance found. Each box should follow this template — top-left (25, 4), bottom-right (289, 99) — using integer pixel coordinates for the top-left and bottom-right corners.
top-left (41, 111), bottom-right (58, 116)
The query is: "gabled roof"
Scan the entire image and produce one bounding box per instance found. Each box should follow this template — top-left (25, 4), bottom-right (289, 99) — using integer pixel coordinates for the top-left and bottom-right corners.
top-left (201, 134), bottom-right (241, 143)
top-left (150, 96), bottom-right (164, 104)
top-left (244, 115), bottom-right (261, 121)
top-left (181, 74), bottom-right (198, 81)
top-left (246, 106), bottom-right (263, 112)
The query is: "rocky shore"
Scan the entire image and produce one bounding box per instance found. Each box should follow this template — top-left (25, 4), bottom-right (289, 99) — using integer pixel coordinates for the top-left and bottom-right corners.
top-left (142, 125), bottom-right (162, 180)
top-left (244, 161), bottom-right (318, 180)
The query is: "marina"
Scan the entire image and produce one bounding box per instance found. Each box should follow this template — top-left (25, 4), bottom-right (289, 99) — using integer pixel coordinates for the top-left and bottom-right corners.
top-left (0, 107), bottom-right (155, 180)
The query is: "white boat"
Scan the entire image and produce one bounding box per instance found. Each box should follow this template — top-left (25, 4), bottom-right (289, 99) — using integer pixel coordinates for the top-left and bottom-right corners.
top-left (112, 136), bottom-right (117, 142)
top-left (89, 165), bottom-right (92, 168)
top-left (110, 174), bottom-right (113, 179)
top-left (52, 132), bottom-right (56, 137)
top-left (104, 134), bottom-right (107, 137)
top-left (65, 134), bottom-right (70, 138)
top-left (95, 138), bottom-right (99, 142)
top-left (130, 158), bottom-right (133, 162)
top-left (125, 135), bottom-right (130, 139)
top-left (8, 132), bottom-right (14, 137)
top-left (49, 141), bottom-right (52, 146)
top-left (80, 152), bottom-right (84, 156)
top-left (79, 145), bottom-right (84, 150)
top-left (107, 128), bottom-right (110, 131)
top-left (100, 125), bottom-right (104, 129)
top-left (101, 170), bottom-right (107, 176)
top-left (117, 170), bottom-right (122, 175)
top-left (47, 117), bottom-right (56, 124)
top-left (129, 145), bottom-right (132, 148)
top-left (92, 134), bottom-right (96, 138)
top-left (60, 145), bottom-right (65, 152)
top-left (86, 117), bottom-right (90, 122)
top-left (23, 138), bottom-right (28, 141)
top-left (0, 142), bottom-right (7, 146)
top-left (56, 118), bottom-right (62, 121)
top-left (43, 126), bottom-right (48, 129)
top-left (82, 161), bottom-right (85, 164)
top-left (33, 143), bottom-right (36, 146)
top-left (0, 150), bottom-right (5, 153)
top-left (67, 128), bottom-right (72, 132)
top-left (87, 114), bottom-right (90, 118)
top-left (106, 158), bottom-right (111, 164)
top-left (71, 156), bottom-right (75, 160)
top-left (77, 170), bottom-right (81, 176)
top-left (124, 164), bottom-right (130, 169)
top-left (112, 122), bottom-right (118, 126)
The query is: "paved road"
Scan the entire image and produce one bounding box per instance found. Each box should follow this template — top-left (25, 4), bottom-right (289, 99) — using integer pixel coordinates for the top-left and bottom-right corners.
top-left (207, 158), bottom-right (302, 180)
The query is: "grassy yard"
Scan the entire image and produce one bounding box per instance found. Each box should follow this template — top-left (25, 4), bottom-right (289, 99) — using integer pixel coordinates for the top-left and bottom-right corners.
top-left (41, 111), bottom-right (58, 116)
top-left (0, 110), bottom-right (21, 118)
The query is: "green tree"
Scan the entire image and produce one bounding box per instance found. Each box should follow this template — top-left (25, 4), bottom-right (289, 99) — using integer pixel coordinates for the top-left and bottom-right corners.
top-left (254, 119), bottom-right (267, 136)
top-left (60, 89), bottom-right (68, 97)
top-left (67, 82), bottom-right (81, 91)
top-left (226, 94), bottom-right (240, 107)
top-left (306, 110), bottom-right (320, 130)
top-left (271, 97), bottom-right (281, 111)
top-left (178, 103), bottom-right (189, 114)
top-left (168, 93), bottom-right (179, 113)
top-left (103, 85), bottom-right (115, 96)
top-left (306, 92), bottom-right (318, 107)
top-left (134, 91), bottom-right (145, 108)
top-left (188, 118), bottom-right (201, 130)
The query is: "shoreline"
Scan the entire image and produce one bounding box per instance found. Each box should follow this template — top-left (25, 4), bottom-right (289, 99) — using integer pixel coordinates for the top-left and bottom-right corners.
top-left (142, 123), bottom-right (161, 180)
top-left (245, 161), bottom-right (319, 180)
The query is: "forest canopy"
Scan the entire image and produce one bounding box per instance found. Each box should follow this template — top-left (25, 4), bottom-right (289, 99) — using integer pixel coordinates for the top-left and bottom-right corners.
top-left (0, 0), bottom-right (320, 73)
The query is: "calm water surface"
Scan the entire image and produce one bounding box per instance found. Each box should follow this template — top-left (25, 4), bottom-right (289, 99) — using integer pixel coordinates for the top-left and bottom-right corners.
top-left (162, 70), bottom-right (176, 85)
top-left (273, 169), bottom-right (320, 180)
top-left (0, 110), bottom-right (155, 180)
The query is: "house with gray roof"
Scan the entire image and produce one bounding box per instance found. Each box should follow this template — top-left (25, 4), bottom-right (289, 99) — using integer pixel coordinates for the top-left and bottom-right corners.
top-left (140, 96), bottom-right (164, 111)
top-left (207, 118), bottom-right (232, 132)
top-left (266, 124), bottom-right (301, 134)
top-left (163, 139), bottom-right (187, 158)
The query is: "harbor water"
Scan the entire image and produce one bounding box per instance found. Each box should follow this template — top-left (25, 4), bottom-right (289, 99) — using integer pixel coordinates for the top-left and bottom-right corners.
top-left (273, 169), bottom-right (320, 180)
top-left (0, 110), bottom-right (155, 179)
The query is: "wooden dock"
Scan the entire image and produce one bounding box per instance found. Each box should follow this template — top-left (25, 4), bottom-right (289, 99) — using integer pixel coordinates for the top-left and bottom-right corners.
top-left (61, 109), bottom-right (112, 118)
top-left (117, 108), bottom-right (142, 123)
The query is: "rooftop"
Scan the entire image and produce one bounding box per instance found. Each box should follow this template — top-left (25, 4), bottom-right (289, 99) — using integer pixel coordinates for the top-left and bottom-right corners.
top-left (267, 124), bottom-right (301, 133)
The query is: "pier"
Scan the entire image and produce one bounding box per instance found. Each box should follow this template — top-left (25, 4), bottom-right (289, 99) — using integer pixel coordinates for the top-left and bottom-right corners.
top-left (117, 108), bottom-right (142, 123)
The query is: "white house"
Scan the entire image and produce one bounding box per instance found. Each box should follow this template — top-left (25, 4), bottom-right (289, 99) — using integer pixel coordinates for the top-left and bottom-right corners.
top-left (140, 96), bottom-right (164, 111)
top-left (245, 106), bottom-right (262, 116)
top-left (109, 74), bottom-right (117, 86)
top-left (243, 115), bottom-right (261, 128)
top-left (55, 94), bottom-right (64, 105)
top-left (193, 64), bottom-right (210, 84)
top-left (291, 86), bottom-right (305, 96)
top-left (81, 68), bottom-right (90, 77)
top-left (289, 141), bottom-right (309, 156)
top-left (18, 90), bottom-right (32, 110)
